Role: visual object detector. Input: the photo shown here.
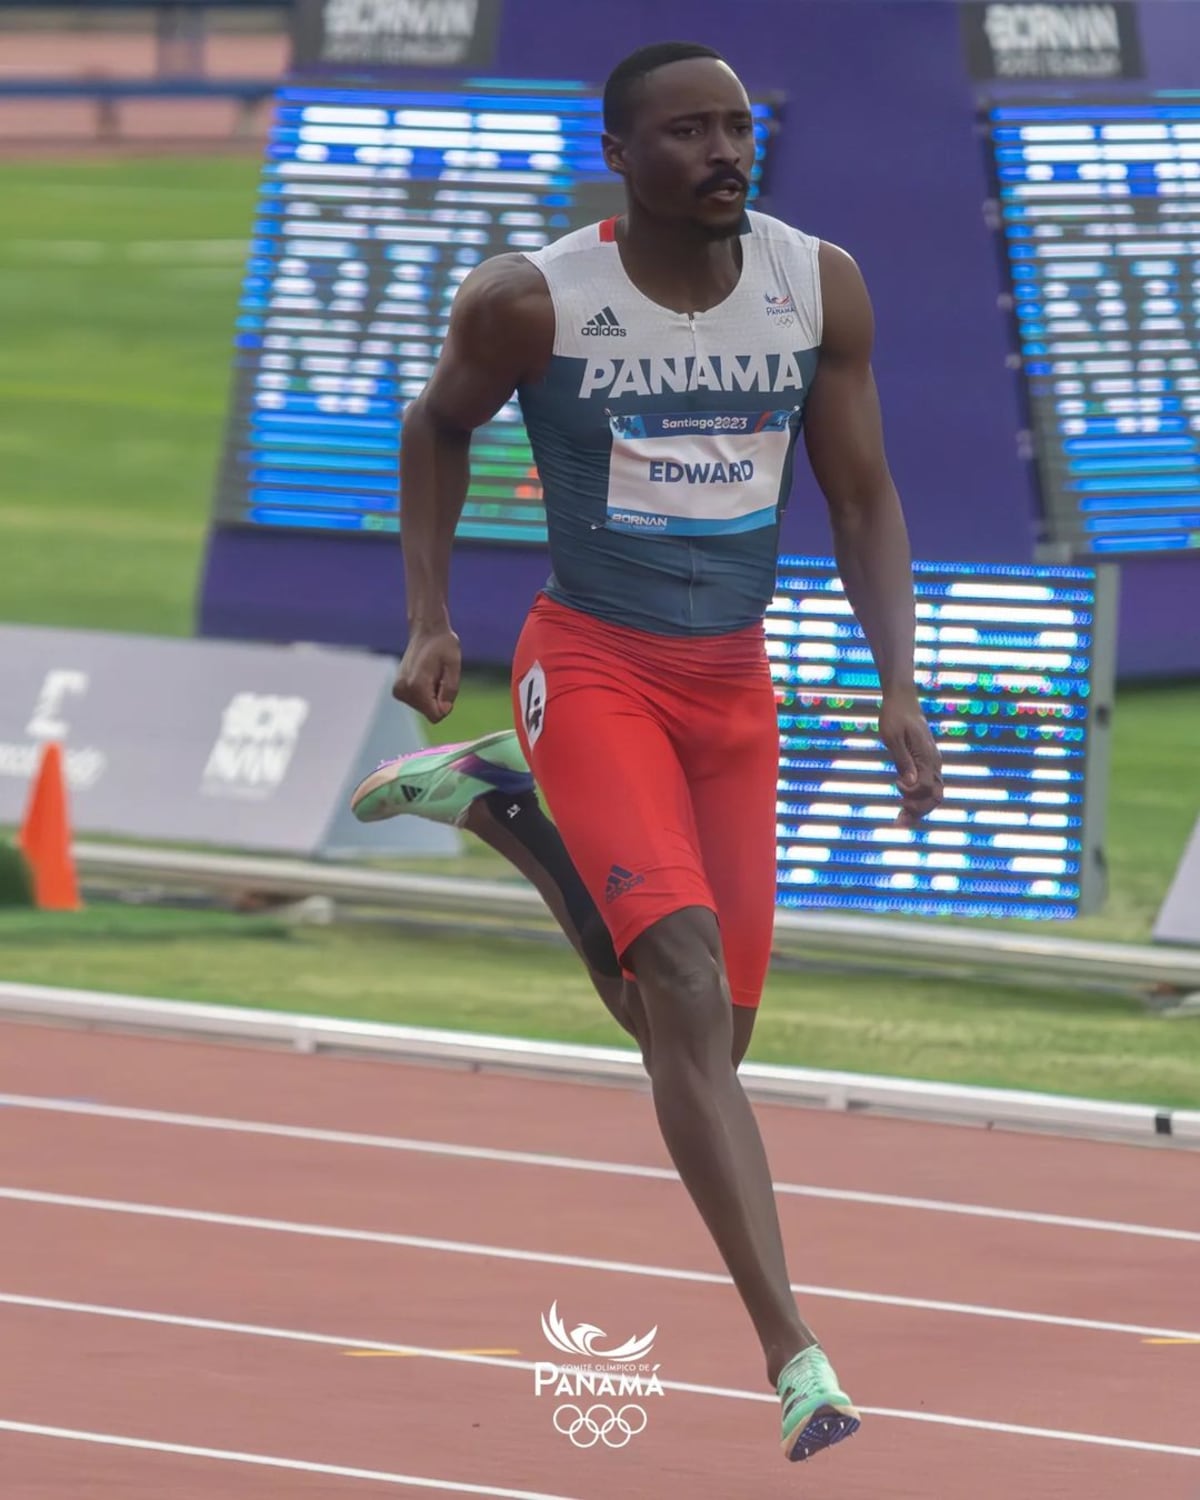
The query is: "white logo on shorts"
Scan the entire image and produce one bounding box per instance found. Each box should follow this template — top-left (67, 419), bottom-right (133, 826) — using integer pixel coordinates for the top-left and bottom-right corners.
top-left (518, 661), bottom-right (546, 748)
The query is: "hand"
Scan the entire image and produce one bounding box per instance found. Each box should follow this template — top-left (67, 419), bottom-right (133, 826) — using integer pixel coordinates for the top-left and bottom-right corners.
top-left (878, 689), bottom-right (943, 828)
top-left (392, 623), bottom-right (461, 723)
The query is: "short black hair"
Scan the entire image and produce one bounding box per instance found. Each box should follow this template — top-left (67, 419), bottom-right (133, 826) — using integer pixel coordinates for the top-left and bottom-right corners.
top-left (603, 41), bottom-right (726, 136)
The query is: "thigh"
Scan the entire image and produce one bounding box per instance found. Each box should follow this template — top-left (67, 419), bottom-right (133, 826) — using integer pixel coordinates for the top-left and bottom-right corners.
top-left (685, 674), bottom-right (780, 1011)
top-left (511, 603), bottom-right (716, 965)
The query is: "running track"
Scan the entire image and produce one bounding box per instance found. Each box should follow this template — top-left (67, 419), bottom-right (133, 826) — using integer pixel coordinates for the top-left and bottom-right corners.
top-left (0, 1020), bottom-right (1197, 1498)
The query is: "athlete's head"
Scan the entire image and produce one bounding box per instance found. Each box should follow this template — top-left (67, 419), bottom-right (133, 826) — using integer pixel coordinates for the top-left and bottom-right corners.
top-left (602, 42), bottom-right (756, 241)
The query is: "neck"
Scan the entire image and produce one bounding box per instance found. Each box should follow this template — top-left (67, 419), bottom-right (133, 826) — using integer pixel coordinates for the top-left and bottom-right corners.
top-left (616, 199), bottom-right (742, 314)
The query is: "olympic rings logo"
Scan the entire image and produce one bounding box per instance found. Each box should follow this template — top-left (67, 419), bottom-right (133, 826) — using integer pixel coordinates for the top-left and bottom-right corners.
top-left (552, 1403), bottom-right (648, 1449)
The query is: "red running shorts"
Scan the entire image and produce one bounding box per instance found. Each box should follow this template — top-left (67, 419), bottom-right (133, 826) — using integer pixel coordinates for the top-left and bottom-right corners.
top-left (511, 593), bottom-right (779, 1008)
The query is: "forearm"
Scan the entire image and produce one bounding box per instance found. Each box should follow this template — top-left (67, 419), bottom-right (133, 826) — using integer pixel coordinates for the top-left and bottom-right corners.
top-left (828, 485), bottom-right (918, 697)
top-left (399, 393), bottom-right (471, 629)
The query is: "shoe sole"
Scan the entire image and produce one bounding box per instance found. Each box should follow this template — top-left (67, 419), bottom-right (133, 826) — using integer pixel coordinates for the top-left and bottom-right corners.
top-left (782, 1405), bottom-right (861, 1462)
top-left (349, 729), bottom-right (523, 822)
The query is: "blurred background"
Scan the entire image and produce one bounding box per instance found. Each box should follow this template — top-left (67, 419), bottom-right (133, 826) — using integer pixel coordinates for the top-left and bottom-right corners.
top-left (0, 0), bottom-right (1197, 1108)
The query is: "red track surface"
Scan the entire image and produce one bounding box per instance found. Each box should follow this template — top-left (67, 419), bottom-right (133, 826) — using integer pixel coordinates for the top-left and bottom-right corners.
top-left (0, 29), bottom-right (285, 152)
top-left (0, 1019), bottom-right (1197, 1498)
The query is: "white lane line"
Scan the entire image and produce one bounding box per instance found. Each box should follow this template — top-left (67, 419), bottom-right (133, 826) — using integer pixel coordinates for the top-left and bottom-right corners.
top-left (2, 1298), bottom-right (1198, 1461)
top-left (855, 1410), bottom-right (1200, 1460)
top-left (2, 1187), bottom-right (1197, 1343)
top-left (0, 1421), bottom-right (579, 1497)
top-left (0, 1293), bottom-right (524, 1368)
top-left (1, 1092), bottom-right (1194, 1245)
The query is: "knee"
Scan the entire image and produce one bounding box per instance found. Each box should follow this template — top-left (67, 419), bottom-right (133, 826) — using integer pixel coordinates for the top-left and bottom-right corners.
top-left (626, 916), bottom-right (732, 1060)
top-left (644, 951), bottom-right (725, 1015)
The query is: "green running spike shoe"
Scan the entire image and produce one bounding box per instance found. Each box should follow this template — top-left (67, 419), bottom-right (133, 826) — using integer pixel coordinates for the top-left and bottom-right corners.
top-left (349, 729), bottom-right (533, 828)
top-left (777, 1345), bottom-right (861, 1463)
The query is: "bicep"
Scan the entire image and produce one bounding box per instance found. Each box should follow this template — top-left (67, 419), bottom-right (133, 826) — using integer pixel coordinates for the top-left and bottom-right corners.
top-left (421, 314), bottom-right (520, 434)
top-left (802, 356), bottom-right (891, 504)
top-left (802, 243), bottom-right (894, 506)
top-left (417, 260), bottom-right (550, 433)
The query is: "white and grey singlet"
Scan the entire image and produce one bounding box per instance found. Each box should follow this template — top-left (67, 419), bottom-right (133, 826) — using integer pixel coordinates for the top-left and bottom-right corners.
top-left (516, 209), bottom-right (824, 636)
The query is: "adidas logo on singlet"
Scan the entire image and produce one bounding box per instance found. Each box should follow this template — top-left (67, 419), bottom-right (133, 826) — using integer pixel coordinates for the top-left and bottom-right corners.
top-left (581, 305), bottom-right (626, 337)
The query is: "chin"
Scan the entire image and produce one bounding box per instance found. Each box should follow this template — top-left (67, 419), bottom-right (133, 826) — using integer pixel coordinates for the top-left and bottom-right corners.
top-left (695, 211), bottom-right (745, 241)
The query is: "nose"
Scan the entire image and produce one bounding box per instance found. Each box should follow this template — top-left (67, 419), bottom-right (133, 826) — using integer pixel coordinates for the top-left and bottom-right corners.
top-left (707, 123), bottom-right (742, 164)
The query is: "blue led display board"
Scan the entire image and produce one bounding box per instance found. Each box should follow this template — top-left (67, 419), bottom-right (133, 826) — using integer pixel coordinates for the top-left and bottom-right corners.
top-left (768, 558), bottom-right (1115, 920)
top-left (986, 96), bottom-right (1200, 559)
top-left (211, 79), bottom-right (780, 542)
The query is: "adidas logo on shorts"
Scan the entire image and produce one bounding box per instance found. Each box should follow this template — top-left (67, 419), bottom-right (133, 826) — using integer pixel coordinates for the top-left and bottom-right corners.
top-left (581, 305), bottom-right (626, 337)
top-left (605, 863), bottom-right (645, 902)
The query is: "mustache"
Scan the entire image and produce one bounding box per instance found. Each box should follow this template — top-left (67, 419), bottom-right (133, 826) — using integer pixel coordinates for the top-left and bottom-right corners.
top-left (695, 168), bottom-right (748, 197)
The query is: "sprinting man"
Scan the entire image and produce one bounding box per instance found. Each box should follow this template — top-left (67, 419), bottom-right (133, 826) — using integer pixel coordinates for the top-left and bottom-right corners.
top-left (351, 40), bottom-right (943, 1464)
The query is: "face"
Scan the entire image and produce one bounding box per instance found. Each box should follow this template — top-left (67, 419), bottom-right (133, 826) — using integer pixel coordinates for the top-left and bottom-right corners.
top-left (603, 57), bottom-right (757, 239)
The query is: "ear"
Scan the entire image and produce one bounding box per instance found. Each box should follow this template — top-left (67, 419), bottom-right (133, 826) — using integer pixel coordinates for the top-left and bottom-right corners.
top-left (601, 132), bottom-right (629, 179)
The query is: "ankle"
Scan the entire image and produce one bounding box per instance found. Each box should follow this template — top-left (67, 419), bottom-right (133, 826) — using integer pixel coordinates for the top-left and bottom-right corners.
top-left (767, 1331), bottom-right (819, 1388)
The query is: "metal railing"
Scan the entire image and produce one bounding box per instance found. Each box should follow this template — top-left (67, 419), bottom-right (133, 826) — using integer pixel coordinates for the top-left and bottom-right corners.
top-left (3, 979), bottom-right (1197, 1144)
top-left (74, 840), bottom-right (1200, 1013)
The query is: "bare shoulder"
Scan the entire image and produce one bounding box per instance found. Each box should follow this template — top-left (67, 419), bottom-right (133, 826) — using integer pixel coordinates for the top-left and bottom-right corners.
top-left (816, 241), bottom-right (874, 359)
top-left (451, 253), bottom-right (553, 357)
top-left (417, 253), bottom-right (554, 429)
top-left (458, 251), bottom-right (551, 304)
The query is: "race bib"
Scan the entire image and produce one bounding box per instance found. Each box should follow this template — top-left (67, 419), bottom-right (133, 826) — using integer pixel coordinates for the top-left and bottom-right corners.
top-left (604, 408), bottom-right (798, 537)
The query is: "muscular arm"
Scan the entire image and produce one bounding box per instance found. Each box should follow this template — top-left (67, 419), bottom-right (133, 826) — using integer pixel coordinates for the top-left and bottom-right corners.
top-left (804, 242), bottom-right (916, 696)
top-left (396, 254), bottom-right (552, 718)
top-left (803, 242), bottom-right (942, 824)
top-left (402, 254), bottom-right (553, 629)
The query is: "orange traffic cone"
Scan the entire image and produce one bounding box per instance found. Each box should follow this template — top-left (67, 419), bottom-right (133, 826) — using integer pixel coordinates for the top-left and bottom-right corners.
top-left (18, 742), bottom-right (82, 911)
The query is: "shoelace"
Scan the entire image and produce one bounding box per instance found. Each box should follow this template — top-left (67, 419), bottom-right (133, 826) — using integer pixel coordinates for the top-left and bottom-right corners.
top-left (373, 752), bottom-right (420, 771)
top-left (779, 1348), bottom-right (828, 1417)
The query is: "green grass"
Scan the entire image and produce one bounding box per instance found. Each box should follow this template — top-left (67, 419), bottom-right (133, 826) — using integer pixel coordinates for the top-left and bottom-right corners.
top-left (0, 156), bottom-right (1198, 1110)
top-left (0, 158), bottom-right (257, 635)
top-left (375, 674), bottom-right (1200, 951)
top-left (0, 903), bottom-right (1196, 1107)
